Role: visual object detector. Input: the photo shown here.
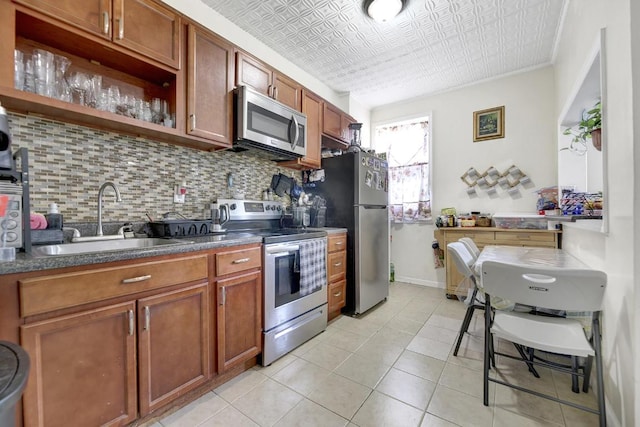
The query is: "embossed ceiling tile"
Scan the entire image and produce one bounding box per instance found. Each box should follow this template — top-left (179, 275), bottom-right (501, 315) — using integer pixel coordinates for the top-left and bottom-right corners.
top-left (202, 0), bottom-right (567, 107)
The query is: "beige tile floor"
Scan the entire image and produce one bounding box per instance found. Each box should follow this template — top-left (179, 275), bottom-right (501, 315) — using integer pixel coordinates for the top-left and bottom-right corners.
top-left (153, 282), bottom-right (600, 427)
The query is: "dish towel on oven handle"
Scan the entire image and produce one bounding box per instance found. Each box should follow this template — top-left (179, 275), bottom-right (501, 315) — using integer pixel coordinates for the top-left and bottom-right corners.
top-left (299, 238), bottom-right (327, 297)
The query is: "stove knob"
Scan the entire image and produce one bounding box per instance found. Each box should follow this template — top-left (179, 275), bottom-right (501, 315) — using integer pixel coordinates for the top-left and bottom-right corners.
top-left (230, 203), bottom-right (236, 210)
top-left (276, 205), bottom-right (282, 211)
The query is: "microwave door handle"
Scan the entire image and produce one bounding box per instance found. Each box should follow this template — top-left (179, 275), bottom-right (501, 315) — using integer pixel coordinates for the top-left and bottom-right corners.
top-left (288, 115), bottom-right (300, 150)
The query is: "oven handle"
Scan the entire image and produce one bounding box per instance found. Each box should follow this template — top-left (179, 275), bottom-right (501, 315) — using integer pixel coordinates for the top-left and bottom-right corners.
top-left (265, 244), bottom-right (300, 255)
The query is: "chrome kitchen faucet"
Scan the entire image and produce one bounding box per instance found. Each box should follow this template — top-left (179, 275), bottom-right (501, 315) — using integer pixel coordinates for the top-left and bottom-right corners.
top-left (96, 181), bottom-right (122, 237)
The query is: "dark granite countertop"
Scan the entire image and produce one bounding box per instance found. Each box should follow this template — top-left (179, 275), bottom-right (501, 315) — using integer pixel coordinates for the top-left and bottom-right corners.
top-left (0, 224), bottom-right (349, 276)
top-left (0, 234), bottom-right (263, 276)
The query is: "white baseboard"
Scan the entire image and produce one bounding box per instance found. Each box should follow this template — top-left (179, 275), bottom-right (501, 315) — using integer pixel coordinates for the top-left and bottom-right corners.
top-left (394, 276), bottom-right (444, 289)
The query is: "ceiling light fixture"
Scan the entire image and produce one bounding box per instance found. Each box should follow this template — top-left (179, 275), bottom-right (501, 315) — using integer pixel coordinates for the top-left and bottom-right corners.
top-left (364, 0), bottom-right (406, 23)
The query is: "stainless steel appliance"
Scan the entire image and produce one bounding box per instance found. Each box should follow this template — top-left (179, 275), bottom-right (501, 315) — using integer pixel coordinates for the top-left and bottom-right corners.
top-left (312, 152), bottom-right (389, 315)
top-left (0, 182), bottom-right (23, 248)
top-left (234, 86), bottom-right (307, 160)
top-left (219, 199), bottom-right (328, 366)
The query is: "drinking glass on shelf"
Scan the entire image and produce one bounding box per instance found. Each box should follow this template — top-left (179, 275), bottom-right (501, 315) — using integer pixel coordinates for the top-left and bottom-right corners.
top-left (14, 50), bottom-right (24, 91)
top-left (151, 97), bottom-right (162, 124)
top-left (23, 55), bottom-right (35, 93)
top-left (87, 75), bottom-right (102, 108)
top-left (33, 49), bottom-right (55, 98)
top-left (68, 72), bottom-right (89, 106)
top-left (142, 101), bottom-right (152, 122)
top-left (96, 89), bottom-right (110, 111)
top-left (107, 86), bottom-right (120, 114)
top-left (54, 54), bottom-right (71, 100)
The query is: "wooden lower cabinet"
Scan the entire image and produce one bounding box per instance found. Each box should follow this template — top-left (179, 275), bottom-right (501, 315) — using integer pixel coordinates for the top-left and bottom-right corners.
top-left (14, 245), bottom-right (263, 426)
top-left (21, 301), bottom-right (138, 427)
top-left (216, 270), bottom-right (262, 372)
top-left (434, 227), bottom-right (561, 298)
top-left (20, 282), bottom-right (210, 426)
top-left (137, 282), bottom-right (210, 416)
top-left (327, 232), bottom-right (347, 320)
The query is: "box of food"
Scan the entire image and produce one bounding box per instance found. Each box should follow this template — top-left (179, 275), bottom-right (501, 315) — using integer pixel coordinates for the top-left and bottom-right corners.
top-left (492, 213), bottom-right (548, 230)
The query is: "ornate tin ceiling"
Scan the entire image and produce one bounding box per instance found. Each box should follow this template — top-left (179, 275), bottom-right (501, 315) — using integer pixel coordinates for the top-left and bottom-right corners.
top-left (201, 0), bottom-right (567, 108)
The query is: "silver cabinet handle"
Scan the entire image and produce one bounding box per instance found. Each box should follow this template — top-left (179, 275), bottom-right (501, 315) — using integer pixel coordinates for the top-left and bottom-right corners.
top-left (144, 306), bottom-right (150, 330)
top-left (267, 85), bottom-right (273, 98)
top-left (128, 310), bottom-right (134, 336)
top-left (122, 275), bottom-right (151, 284)
top-left (102, 11), bottom-right (110, 35)
top-left (333, 262), bottom-right (342, 267)
top-left (190, 114), bottom-right (196, 131)
top-left (116, 16), bottom-right (124, 40)
top-left (335, 241), bottom-right (344, 246)
top-left (221, 287), bottom-right (226, 305)
top-left (232, 258), bottom-right (250, 264)
top-left (333, 291), bottom-right (342, 297)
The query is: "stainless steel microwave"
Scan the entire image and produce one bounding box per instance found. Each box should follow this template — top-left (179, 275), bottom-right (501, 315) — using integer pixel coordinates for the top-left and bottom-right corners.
top-left (234, 85), bottom-right (307, 159)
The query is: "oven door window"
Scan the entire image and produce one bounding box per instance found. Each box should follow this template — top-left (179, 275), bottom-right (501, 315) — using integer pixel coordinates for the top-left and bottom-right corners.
top-left (273, 251), bottom-right (301, 307)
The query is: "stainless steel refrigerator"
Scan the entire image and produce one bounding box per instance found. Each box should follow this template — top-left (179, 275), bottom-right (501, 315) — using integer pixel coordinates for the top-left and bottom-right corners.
top-left (313, 151), bottom-right (389, 315)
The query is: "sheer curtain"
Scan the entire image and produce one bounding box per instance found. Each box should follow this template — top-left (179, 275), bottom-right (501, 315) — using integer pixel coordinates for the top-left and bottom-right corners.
top-left (374, 119), bottom-right (431, 223)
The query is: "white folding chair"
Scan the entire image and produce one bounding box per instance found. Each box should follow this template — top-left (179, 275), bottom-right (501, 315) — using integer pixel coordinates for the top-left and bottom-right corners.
top-left (458, 237), bottom-right (480, 259)
top-left (446, 242), bottom-right (484, 356)
top-left (481, 260), bottom-right (607, 426)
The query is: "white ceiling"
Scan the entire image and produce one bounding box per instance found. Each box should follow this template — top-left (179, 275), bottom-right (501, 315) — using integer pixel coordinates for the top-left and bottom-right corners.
top-left (201, 0), bottom-right (567, 109)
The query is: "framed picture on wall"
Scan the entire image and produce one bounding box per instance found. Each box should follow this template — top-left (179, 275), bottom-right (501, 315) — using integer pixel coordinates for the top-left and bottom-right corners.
top-left (473, 106), bottom-right (505, 142)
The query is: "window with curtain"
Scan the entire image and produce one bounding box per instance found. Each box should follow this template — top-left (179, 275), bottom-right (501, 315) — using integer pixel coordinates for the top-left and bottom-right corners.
top-left (374, 117), bottom-right (431, 223)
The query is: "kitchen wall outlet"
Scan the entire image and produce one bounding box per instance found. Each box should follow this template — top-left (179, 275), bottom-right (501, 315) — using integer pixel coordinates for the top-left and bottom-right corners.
top-left (174, 182), bottom-right (187, 204)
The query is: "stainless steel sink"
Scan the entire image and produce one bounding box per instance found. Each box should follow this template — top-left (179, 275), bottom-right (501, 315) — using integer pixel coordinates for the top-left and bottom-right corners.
top-left (31, 238), bottom-right (194, 257)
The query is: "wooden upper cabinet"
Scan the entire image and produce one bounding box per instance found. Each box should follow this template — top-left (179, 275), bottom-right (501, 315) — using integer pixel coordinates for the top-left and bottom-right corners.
top-left (21, 301), bottom-right (138, 427)
top-left (187, 24), bottom-right (234, 146)
top-left (236, 52), bottom-right (272, 96)
top-left (235, 51), bottom-right (301, 111)
top-left (274, 73), bottom-right (302, 111)
top-left (12, 0), bottom-right (111, 39)
top-left (323, 102), bottom-right (355, 145)
top-left (279, 89), bottom-right (322, 170)
top-left (300, 89), bottom-right (322, 167)
top-left (14, 0), bottom-right (181, 68)
top-left (114, 0), bottom-right (181, 69)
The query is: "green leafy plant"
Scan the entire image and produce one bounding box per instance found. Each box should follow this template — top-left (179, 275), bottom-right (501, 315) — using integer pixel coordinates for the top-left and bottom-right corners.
top-left (561, 101), bottom-right (601, 154)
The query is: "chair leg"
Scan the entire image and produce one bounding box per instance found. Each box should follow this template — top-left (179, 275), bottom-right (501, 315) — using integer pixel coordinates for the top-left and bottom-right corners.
top-left (483, 296), bottom-right (491, 406)
top-left (453, 293), bottom-right (477, 356)
top-left (513, 344), bottom-right (540, 378)
top-left (592, 318), bottom-right (606, 426)
top-left (571, 356), bottom-right (580, 393)
top-left (583, 355), bottom-right (593, 393)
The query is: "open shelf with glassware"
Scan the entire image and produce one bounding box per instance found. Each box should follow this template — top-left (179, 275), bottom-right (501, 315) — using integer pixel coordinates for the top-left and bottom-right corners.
top-left (0, 3), bottom-right (232, 151)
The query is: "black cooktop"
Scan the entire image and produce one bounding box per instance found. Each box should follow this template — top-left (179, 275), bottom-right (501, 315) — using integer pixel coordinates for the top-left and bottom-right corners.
top-left (224, 228), bottom-right (327, 244)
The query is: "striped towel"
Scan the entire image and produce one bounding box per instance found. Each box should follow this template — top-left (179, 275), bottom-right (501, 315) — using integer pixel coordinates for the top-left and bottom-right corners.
top-left (299, 238), bottom-right (327, 296)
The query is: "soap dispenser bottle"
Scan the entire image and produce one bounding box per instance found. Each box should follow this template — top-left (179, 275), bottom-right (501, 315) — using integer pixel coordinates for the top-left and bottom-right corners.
top-left (45, 203), bottom-right (63, 230)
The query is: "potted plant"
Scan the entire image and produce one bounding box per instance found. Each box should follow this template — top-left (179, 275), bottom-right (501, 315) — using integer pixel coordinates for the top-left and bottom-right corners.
top-left (563, 101), bottom-right (602, 152)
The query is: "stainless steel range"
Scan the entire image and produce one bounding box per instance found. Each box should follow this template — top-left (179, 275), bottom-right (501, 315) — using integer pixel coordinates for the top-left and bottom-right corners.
top-left (218, 199), bottom-right (328, 366)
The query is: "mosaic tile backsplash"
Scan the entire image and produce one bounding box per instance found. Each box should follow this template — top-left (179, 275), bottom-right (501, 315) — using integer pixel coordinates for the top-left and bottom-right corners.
top-left (8, 112), bottom-right (296, 223)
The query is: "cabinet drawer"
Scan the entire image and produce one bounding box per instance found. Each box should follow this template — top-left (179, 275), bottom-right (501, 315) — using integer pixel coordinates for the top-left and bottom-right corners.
top-left (328, 251), bottom-right (346, 282)
top-left (327, 233), bottom-right (346, 253)
top-left (20, 254), bottom-right (209, 317)
top-left (328, 279), bottom-right (346, 312)
top-left (216, 246), bottom-right (261, 276)
top-left (494, 232), bottom-right (556, 244)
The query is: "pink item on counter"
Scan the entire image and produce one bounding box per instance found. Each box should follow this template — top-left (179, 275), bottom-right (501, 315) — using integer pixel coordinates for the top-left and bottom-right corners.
top-left (30, 213), bottom-right (48, 230)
